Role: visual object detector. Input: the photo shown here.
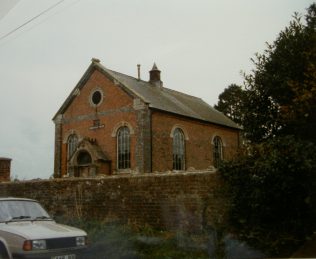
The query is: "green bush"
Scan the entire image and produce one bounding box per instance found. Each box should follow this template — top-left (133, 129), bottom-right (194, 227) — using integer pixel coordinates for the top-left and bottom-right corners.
top-left (220, 136), bottom-right (316, 256)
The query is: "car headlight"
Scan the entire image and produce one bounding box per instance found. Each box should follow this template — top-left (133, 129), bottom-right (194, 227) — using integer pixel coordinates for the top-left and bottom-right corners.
top-left (23, 240), bottom-right (47, 251)
top-left (76, 236), bottom-right (86, 246)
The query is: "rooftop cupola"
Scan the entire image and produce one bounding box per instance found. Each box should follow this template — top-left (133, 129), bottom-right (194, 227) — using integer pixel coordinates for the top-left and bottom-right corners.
top-left (149, 63), bottom-right (163, 88)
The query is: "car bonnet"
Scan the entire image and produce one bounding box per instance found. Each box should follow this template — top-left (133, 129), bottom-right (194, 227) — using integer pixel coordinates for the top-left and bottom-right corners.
top-left (0, 221), bottom-right (86, 240)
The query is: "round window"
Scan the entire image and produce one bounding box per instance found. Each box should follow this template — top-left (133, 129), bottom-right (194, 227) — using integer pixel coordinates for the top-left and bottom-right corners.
top-left (92, 90), bottom-right (102, 105)
top-left (90, 90), bottom-right (103, 106)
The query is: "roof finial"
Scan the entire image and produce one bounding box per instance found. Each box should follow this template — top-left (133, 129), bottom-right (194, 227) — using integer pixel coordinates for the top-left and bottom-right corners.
top-left (152, 62), bottom-right (159, 71)
top-left (91, 57), bottom-right (100, 63)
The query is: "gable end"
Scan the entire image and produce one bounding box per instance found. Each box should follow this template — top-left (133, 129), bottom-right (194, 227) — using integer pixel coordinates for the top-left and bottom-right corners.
top-left (53, 60), bottom-right (146, 122)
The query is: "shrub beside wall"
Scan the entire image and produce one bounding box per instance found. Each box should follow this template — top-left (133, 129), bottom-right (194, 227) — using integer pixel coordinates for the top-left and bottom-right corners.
top-left (0, 171), bottom-right (226, 232)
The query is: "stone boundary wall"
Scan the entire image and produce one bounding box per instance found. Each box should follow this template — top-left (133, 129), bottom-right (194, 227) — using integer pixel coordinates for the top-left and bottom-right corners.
top-left (0, 171), bottom-right (227, 232)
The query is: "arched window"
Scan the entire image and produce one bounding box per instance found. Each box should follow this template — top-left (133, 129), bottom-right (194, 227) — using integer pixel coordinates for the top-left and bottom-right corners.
top-left (213, 136), bottom-right (223, 168)
top-left (173, 128), bottom-right (185, 170)
top-left (117, 126), bottom-right (131, 169)
top-left (67, 134), bottom-right (78, 160)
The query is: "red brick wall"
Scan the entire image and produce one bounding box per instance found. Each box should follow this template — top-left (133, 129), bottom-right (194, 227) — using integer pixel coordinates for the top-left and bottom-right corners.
top-left (0, 171), bottom-right (227, 232)
top-left (151, 110), bottom-right (239, 172)
top-left (56, 68), bottom-right (239, 177)
top-left (61, 70), bottom-right (138, 176)
top-left (0, 158), bottom-right (11, 182)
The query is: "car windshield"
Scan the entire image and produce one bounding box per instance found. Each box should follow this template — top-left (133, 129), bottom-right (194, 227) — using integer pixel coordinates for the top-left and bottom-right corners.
top-left (0, 200), bottom-right (50, 222)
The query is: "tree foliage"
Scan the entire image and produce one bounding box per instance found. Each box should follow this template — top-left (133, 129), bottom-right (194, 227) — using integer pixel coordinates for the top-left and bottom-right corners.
top-left (220, 136), bottom-right (316, 255)
top-left (214, 84), bottom-right (245, 126)
top-left (242, 4), bottom-right (316, 143)
top-left (217, 4), bottom-right (316, 256)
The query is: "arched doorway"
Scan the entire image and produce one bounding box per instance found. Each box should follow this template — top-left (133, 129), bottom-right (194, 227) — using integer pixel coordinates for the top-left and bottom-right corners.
top-left (68, 138), bottom-right (111, 177)
top-left (76, 150), bottom-right (92, 177)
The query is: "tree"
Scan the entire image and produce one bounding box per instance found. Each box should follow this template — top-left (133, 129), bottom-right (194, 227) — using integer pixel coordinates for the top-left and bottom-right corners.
top-left (214, 84), bottom-right (245, 126)
top-left (220, 136), bottom-right (316, 256)
top-left (217, 4), bottom-right (316, 256)
top-left (242, 4), bottom-right (316, 143)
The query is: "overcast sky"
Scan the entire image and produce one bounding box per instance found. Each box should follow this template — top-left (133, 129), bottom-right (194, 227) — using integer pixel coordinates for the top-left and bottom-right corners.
top-left (0, 0), bottom-right (314, 180)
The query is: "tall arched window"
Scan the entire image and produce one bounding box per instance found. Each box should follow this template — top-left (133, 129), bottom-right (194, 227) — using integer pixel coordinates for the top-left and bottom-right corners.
top-left (117, 126), bottom-right (131, 169)
top-left (173, 128), bottom-right (185, 170)
top-left (67, 134), bottom-right (78, 160)
top-left (213, 136), bottom-right (223, 168)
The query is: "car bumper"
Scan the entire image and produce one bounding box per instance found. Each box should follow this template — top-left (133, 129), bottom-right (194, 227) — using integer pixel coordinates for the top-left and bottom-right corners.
top-left (12, 246), bottom-right (87, 259)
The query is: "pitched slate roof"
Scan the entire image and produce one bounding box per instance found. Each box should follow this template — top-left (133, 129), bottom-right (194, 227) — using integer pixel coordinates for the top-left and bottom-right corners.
top-left (54, 59), bottom-right (239, 129)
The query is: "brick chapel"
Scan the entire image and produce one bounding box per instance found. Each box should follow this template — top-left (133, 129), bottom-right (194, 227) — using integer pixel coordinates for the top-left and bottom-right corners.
top-left (53, 58), bottom-right (240, 178)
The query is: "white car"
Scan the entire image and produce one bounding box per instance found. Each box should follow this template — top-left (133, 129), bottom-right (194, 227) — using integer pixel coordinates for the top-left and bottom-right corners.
top-left (0, 197), bottom-right (87, 259)
top-left (0, 237), bottom-right (12, 259)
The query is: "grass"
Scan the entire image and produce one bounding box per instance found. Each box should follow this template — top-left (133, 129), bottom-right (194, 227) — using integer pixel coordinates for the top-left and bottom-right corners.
top-left (57, 217), bottom-right (267, 259)
top-left (59, 218), bottom-right (211, 258)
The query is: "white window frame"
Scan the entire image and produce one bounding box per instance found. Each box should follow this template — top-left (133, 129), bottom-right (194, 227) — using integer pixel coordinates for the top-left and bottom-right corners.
top-left (172, 128), bottom-right (185, 171)
top-left (117, 126), bottom-right (131, 170)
